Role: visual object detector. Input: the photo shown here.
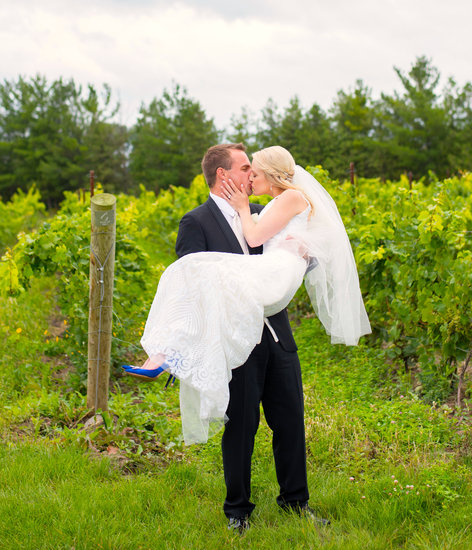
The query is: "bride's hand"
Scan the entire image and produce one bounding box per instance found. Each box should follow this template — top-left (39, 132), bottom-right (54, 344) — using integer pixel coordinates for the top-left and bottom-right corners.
top-left (221, 178), bottom-right (249, 213)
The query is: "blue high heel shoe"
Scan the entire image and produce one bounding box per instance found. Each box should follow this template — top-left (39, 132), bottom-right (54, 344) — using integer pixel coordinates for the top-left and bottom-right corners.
top-left (122, 363), bottom-right (168, 380)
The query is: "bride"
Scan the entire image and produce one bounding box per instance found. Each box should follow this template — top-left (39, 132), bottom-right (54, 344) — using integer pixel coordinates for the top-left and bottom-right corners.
top-left (123, 146), bottom-right (371, 444)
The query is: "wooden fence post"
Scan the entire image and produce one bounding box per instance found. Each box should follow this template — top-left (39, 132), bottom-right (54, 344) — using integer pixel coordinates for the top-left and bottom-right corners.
top-left (408, 171), bottom-right (413, 191)
top-left (90, 170), bottom-right (95, 198)
top-left (350, 162), bottom-right (355, 186)
top-left (87, 193), bottom-right (116, 412)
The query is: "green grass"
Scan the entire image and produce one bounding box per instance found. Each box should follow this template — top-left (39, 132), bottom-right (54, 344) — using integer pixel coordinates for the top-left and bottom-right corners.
top-left (1, 436), bottom-right (472, 549)
top-left (2, 299), bottom-right (472, 548)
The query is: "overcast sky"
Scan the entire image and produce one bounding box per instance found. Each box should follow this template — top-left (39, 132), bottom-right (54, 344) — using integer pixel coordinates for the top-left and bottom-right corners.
top-left (2, 0), bottom-right (471, 130)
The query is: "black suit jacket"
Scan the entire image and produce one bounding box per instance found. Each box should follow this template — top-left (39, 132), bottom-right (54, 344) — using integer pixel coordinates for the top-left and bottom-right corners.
top-left (175, 197), bottom-right (297, 352)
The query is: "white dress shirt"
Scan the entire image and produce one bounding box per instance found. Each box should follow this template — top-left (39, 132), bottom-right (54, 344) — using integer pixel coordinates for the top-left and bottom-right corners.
top-left (210, 192), bottom-right (239, 225)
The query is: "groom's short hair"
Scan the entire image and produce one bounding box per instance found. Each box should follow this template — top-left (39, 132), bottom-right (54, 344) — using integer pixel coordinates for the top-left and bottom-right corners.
top-left (202, 143), bottom-right (246, 188)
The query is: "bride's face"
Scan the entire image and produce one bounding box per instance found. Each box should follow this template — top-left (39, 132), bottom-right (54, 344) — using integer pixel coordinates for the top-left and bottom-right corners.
top-left (249, 162), bottom-right (271, 196)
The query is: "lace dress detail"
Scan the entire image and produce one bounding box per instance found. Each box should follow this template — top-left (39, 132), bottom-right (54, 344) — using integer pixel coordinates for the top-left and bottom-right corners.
top-left (140, 198), bottom-right (309, 445)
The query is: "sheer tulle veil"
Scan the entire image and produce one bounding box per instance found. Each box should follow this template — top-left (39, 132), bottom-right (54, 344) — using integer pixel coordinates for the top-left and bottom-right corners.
top-left (291, 165), bottom-right (371, 345)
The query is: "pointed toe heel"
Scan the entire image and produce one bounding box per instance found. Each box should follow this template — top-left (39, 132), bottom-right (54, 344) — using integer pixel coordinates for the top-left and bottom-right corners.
top-left (121, 363), bottom-right (169, 380)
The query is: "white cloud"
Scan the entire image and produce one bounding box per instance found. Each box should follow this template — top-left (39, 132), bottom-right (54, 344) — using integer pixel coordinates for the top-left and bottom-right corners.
top-left (1, 0), bottom-right (471, 129)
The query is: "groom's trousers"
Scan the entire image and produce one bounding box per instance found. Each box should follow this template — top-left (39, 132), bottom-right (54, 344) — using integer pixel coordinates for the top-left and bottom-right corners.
top-left (222, 324), bottom-right (309, 519)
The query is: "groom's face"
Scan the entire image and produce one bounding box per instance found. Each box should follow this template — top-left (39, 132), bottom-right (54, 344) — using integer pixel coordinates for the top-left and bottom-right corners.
top-left (227, 149), bottom-right (253, 196)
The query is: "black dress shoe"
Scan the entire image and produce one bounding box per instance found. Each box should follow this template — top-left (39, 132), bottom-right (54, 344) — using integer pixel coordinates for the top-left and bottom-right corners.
top-left (298, 504), bottom-right (330, 526)
top-left (227, 516), bottom-right (250, 534)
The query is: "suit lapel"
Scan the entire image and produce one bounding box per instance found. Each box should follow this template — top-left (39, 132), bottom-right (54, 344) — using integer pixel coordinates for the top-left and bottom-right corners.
top-left (206, 197), bottom-right (244, 254)
top-left (205, 197), bottom-right (263, 255)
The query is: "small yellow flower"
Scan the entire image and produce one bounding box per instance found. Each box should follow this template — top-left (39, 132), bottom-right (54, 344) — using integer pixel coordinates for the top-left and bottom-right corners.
top-left (44, 329), bottom-right (48, 336)
top-left (55, 336), bottom-right (59, 342)
top-left (63, 320), bottom-right (67, 325)
top-left (46, 339), bottom-right (50, 344)
top-left (16, 327), bottom-right (22, 334)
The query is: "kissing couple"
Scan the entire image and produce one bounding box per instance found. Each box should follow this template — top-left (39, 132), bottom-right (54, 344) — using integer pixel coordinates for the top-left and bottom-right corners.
top-left (123, 143), bottom-right (371, 531)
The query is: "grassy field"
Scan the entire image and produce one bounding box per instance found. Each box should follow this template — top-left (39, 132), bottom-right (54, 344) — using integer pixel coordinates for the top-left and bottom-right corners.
top-left (2, 302), bottom-right (472, 549)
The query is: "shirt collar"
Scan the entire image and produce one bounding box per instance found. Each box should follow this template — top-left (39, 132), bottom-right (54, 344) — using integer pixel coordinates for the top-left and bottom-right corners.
top-left (210, 192), bottom-right (236, 217)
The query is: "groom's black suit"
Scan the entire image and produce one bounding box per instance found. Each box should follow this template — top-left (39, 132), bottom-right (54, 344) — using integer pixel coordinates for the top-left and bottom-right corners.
top-left (175, 196), bottom-right (309, 519)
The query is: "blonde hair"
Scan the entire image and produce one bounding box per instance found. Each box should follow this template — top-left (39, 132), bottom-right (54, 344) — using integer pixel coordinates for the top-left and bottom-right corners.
top-left (252, 146), bottom-right (314, 215)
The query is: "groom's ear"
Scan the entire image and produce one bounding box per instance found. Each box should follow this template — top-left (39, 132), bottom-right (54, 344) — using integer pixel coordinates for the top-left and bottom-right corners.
top-left (216, 167), bottom-right (226, 180)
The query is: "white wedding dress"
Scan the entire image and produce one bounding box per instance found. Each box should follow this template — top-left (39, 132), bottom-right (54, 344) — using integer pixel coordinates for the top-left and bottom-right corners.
top-left (141, 197), bottom-right (309, 445)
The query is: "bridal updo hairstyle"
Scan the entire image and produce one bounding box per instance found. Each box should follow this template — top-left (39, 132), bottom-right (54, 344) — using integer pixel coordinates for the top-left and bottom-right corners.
top-left (252, 146), bottom-right (314, 214)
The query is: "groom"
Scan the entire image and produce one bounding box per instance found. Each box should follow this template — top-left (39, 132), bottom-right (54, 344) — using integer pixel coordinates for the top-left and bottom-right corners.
top-left (175, 143), bottom-right (321, 532)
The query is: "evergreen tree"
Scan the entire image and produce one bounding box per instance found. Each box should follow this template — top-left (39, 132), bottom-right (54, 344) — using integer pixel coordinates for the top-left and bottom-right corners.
top-left (379, 56), bottom-right (451, 179)
top-left (298, 103), bottom-right (335, 170)
top-left (253, 97), bottom-right (335, 170)
top-left (0, 76), bottom-right (128, 203)
top-left (129, 83), bottom-right (219, 190)
top-left (277, 97), bottom-right (305, 154)
top-left (329, 80), bottom-right (381, 179)
top-left (256, 98), bottom-right (281, 148)
top-left (226, 106), bottom-right (258, 153)
top-left (443, 79), bottom-right (472, 173)
top-left (80, 84), bottom-right (129, 193)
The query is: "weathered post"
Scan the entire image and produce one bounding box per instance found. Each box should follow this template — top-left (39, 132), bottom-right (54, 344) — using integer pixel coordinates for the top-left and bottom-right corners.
top-left (90, 170), bottom-right (95, 198)
top-left (87, 193), bottom-right (116, 412)
top-left (408, 171), bottom-right (413, 191)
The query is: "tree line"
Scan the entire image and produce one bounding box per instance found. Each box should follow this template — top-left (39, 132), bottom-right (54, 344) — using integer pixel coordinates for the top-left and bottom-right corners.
top-left (1, 56), bottom-right (471, 204)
